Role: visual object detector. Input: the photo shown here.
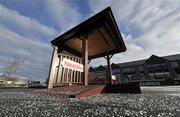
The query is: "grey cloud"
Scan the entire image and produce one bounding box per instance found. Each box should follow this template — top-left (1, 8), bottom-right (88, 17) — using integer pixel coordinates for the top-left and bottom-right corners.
top-left (0, 1), bottom-right (85, 82)
top-left (88, 0), bottom-right (180, 66)
top-left (0, 27), bottom-right (52, 82)
top-left (0, 4), bottom-right (58, 42)
top-left (45, 0), bottom-right (82, 33)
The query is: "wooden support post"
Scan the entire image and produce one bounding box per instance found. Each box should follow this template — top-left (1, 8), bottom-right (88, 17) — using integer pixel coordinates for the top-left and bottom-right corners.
top-left (57, 55), bottom-right (63, 83)
top-left (107, 55), bottom-right (113, 85)
top-left (82, 39), bottom-right (88, 85)
top-left (48, 46), bottom-right (58, 89)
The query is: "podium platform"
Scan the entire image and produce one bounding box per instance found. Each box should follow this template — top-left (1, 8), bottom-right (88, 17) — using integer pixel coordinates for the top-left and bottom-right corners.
top-left (39, 83), bottom-right (141, 98)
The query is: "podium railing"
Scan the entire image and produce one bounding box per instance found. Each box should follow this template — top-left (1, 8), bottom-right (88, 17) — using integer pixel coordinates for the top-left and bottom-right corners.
top-left (53, 54), bottom-right (83, 86)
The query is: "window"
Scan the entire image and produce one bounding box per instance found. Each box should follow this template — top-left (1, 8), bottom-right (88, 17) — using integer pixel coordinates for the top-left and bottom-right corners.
top-left (171, 61), bottom-right (179, 67)
top-left (112, 69), bottom-right (120, 73)
top-left (123, 67), bottom-right (128, 72)
top-left (161, 63), bottom-right (166, 66)
top-left (88, 72), bottom-right (96, 79)
top-left (96, 71), bottom-right (106, 80)
top-left (123, 67), bottom-right (136, 73)
top-left (138, 66), bottom-right (143, 71)
top-left (147, 64), bottom-right (161, 68)
top-left (131, 67), bottom-right (135, 71)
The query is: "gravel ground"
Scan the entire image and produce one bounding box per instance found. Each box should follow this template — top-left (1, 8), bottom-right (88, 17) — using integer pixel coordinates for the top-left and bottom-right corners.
top-left (0, 87), bottom-right (180, 117)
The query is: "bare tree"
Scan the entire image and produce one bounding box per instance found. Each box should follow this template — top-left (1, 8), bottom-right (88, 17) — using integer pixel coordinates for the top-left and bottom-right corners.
top-left (3, 56), bottom-right (24, 80)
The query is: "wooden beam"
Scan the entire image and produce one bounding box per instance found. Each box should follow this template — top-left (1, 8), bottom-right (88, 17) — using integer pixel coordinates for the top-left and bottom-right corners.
top-left (97, 29), bottom-right (110, 46)
top-left (59, 44), bottom-right (81, 57)
top-left (82, 39), bottom-right (88, 85)
top-left (104, 22), bottom-right (121, 50)
top-left (89, 49), bottom-right (119, 59)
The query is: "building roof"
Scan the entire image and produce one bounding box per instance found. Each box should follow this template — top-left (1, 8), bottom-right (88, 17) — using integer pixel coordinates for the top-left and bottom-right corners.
top-left (90, 53), bottom-right (180, 71)
top-left (51, 7), bottom-right (126, 59)
top-left (117, 59), bottom-right (146, 68)
top-left (0, 74), bottom-right (6, 79)
top-left (164, 53), bottom-right (180, 61)
top-left (145, 55), bottom-right (167, 64)
top-left (89, 67), bottom-right (95, 72)
top-left (111, 63), bottom-right (121, 69)
top-left (96, 65), bottom-right (107, 71)
top-left (117, 53), bottom-right (180, 67)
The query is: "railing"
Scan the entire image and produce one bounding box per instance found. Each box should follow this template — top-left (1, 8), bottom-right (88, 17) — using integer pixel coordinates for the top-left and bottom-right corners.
top-left (53, 54), bottom-right (83, 86)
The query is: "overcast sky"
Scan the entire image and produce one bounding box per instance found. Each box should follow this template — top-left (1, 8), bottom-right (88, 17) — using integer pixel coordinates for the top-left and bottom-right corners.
top-left (0, 0), bottom-right (180, 82)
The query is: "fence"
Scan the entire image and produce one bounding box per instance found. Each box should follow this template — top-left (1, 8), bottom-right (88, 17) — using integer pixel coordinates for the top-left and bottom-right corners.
top-left (53, 54), bottom-right (83, 86)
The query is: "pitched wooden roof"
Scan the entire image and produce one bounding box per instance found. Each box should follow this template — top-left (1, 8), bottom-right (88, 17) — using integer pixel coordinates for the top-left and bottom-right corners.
top-left (51, 7), bottom-right (126, 59)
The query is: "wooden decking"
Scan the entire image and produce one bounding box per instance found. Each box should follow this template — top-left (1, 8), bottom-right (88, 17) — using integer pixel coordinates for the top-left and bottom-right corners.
top-left (38, 85), bottom-right (106, 98)
top-left (36, 83), bottom-right (141, 98)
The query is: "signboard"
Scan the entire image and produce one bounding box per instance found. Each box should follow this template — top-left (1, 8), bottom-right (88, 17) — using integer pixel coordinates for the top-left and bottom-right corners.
top-left (112, 75), bottom-right (116, 80)
top-left (61, 58), bottom-right (84, 72)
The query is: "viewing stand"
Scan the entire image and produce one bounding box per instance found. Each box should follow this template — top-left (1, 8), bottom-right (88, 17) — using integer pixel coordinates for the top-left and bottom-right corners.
top-left (47, 7), bottom-right (140, 97)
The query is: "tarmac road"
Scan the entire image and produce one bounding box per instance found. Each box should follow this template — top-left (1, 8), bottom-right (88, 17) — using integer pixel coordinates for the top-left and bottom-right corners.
top-left (0, 86), bottom-right (180, 117)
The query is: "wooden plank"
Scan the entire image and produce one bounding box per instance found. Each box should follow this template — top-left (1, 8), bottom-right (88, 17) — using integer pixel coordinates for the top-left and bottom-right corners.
top-left (61, 67), bottom-right (65, 83)
top-left (73, 58), bottom-right (77, 83)
top-left (65, 68), bottom-right (68, 83)
top-left (77, 59), bottom-right (81, 83)
top-left (70, 69), bottom-right (73, 82)
top-left (54, 66), bottom-right (58, 83)
top-left (54, 54), bottom-right (84, 84)
top-left (58, 53), bottom-right (83, 60)
top-left (57, 55), bottom-right (63, 83)
top-left (72, 58), bottom-right (76, 83)
top-left (69, 57), bottom-right (73, 83)
top-left (67, 69), bottom-right (70, 83)
top-left (79, 59), bottom-right (82, 83)
top-left (76, 58), bottom-right (79, 82)
top-left (80, 58), bottom-right (83, 83)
